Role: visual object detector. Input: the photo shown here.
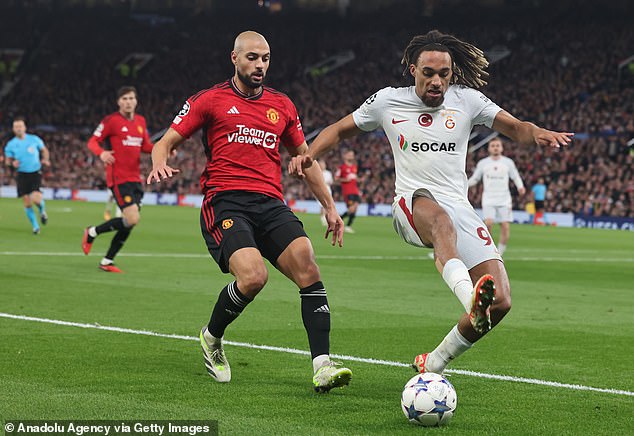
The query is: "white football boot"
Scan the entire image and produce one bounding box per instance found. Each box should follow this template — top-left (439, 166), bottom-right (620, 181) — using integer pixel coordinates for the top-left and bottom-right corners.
top-left (200, 327), bottom-right (231, 382)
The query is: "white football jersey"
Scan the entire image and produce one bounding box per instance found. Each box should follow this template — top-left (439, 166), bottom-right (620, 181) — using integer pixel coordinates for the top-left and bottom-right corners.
top-left (468, 156), bottom-right (524, 206)
top-left (352, 84), bottom-right (502, 201)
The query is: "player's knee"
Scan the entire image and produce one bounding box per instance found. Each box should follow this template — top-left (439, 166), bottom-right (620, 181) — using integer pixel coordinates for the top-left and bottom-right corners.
top-left (294, 262), bottom-right (321, 288)
top-left (238, 268), bottom-right (269, 294)
top-left (124, 213), bottom-right (140, 226)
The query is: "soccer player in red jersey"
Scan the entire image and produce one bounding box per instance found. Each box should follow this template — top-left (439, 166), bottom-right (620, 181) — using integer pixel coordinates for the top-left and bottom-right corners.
top-left (81, 86), bottom-right (153, 272)
top-left (147, 31), bottom-right (352, 392)
top-left (335, 149), bottom-right (361, 233)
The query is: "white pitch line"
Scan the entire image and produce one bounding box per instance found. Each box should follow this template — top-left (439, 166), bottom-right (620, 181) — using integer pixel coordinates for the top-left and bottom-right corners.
top-left (0, 251), bottom-right (207, 258)
top-left (0, 312), bottom-right (632, 397)
top-left (0, 251), bottom-right (633, 263)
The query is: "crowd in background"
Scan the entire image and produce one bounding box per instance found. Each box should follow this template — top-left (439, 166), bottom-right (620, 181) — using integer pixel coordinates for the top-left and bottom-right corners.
top-left (1, 4), bottom-right (632, 217)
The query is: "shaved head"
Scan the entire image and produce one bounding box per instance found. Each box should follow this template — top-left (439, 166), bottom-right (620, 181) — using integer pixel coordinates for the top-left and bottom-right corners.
top-left (233, 31), bottom-right (269, 54)
top-left (231, 31), bottom-right (271, 93)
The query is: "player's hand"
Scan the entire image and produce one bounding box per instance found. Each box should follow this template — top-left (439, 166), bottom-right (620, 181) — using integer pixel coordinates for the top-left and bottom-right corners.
top-left (518, 187), bottom-right (526, 196)
top-left (100, 151), bottom-right (115, 165)
top-left (534, 130), bottom-right (573, 148)
top-left (12, 160), bottom-right (20, 168)
top-left (324, 207), bottom-right (344, 247)
top-left (288, 155), bottom-right (314, 179)
top-left (146, 163), bottom-right (180, 184)
top-left (41, 159), bottom-right (51, 167)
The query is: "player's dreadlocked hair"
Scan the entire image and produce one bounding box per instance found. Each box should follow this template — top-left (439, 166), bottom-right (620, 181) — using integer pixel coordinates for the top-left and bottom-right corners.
top-left (401, 30), bottom-right (489, 89)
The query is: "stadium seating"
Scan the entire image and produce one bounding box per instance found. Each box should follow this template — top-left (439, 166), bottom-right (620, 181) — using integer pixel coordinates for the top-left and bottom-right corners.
top-left (0, 6), bottom-right (632, 217)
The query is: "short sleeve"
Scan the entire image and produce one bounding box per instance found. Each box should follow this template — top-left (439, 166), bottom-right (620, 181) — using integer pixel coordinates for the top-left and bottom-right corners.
top-left (5, 141), bottom-right (15, 158)
top-left (352, 88), bottom-right (389, 132)
top-left (171, 95), bottom-right (209, 139)
top-left (280, 99), bottom-right (305, 148)
top-left (91, 116), bottom-right (111, 141)
top-left (35, 135), bottom-right (45, 150)
top-left (464, 88), bottom-right (502, 128)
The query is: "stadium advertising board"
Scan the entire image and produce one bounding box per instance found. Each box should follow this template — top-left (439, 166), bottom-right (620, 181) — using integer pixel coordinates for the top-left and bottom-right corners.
top-left (5, 187), bottom-right (633, 231)
top-left (574, 214), bottom-right (634, 231)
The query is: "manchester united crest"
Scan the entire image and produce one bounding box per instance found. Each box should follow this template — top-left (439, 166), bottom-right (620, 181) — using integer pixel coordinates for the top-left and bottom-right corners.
top-left (266, 108), bottom-right (280, 124)
top-left (222, 219), bottom-right (234, 230)
top-left (137, 125), bottom-right (144, 134)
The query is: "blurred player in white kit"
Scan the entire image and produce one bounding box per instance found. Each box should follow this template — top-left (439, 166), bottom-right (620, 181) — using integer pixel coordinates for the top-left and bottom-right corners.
top-left (468, 137), bottom-right (525, 255)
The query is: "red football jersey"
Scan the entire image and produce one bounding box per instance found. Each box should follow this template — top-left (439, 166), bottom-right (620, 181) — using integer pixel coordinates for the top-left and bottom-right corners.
top-left (170, 79), bottom-right (305, 201)
top-left (336, 163), bottom-right (360, 196)
top-left (88, 112), bottom-right (153, 187)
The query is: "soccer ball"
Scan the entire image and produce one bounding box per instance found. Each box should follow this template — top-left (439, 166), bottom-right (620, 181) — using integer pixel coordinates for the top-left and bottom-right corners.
top-left (400, 372), bottom-right (457, 426)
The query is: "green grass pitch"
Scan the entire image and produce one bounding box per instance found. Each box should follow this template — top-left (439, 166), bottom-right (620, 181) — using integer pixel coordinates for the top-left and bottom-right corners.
top-left (1, 198), bottom-right (633, 435)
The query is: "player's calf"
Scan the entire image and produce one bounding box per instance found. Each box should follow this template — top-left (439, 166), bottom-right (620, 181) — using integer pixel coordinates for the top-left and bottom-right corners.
top-left (489, 290), bottom-right (511, 327)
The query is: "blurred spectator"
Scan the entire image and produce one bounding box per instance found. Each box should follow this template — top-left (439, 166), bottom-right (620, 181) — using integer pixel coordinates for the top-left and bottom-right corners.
top-left (0, 5), bottom-right (631, 217)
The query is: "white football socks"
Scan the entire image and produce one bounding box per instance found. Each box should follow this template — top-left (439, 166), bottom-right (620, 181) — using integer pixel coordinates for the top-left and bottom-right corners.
top-left (442, 258), bottom-right (473, 313)
top-left (498, 243), bottom-right (507, 255)
top-left (203, 328), bottom-right (223, 348)
top-left (313, 354), bottom-right (330, 373)
top-left (425, 325), bottom-right (473, 374)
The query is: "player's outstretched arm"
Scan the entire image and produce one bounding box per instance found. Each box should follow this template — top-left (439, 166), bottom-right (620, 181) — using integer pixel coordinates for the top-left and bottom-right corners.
top-left (290, 142), bottom-right (345, 247)
top-left (288, 114), bottom-right (362, 178)
top-left (147, 128), bottom-right (184, 184)
top-left (492, 110), bottom-right (574, 148)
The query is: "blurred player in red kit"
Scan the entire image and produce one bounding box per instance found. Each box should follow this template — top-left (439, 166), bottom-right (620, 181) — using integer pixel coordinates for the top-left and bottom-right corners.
top-left (81, 86), bottom-right (153, 272)
top-left (336, 149), bottom-right (360, 233)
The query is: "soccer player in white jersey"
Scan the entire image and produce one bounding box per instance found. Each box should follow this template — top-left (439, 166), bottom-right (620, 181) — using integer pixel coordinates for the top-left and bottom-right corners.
top-left (468, 137), bottom-right (525, 255)
top-left (289, 30), bottom-right (573, 375)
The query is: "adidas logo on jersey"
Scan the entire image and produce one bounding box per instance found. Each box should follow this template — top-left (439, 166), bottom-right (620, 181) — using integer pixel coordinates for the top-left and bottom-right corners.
top-left (313, 304), bottom-right (330, 314)
top-left (121, 126), bottom-right (128, 132)
top-left (227, 106), bottom-right (240, 114)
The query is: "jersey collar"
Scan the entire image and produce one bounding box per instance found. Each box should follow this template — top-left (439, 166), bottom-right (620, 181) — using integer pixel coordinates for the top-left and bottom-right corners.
top-left (118, 111), bottom-right (136, 122)
top-left (229, 78), bottom-right (264, 101)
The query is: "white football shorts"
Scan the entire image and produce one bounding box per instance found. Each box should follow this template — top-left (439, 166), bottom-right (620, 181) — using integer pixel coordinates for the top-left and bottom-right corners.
top-left (392, 190), bottom-right (502, 269)
top-left (482, 202), bottom-right (513, 223)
